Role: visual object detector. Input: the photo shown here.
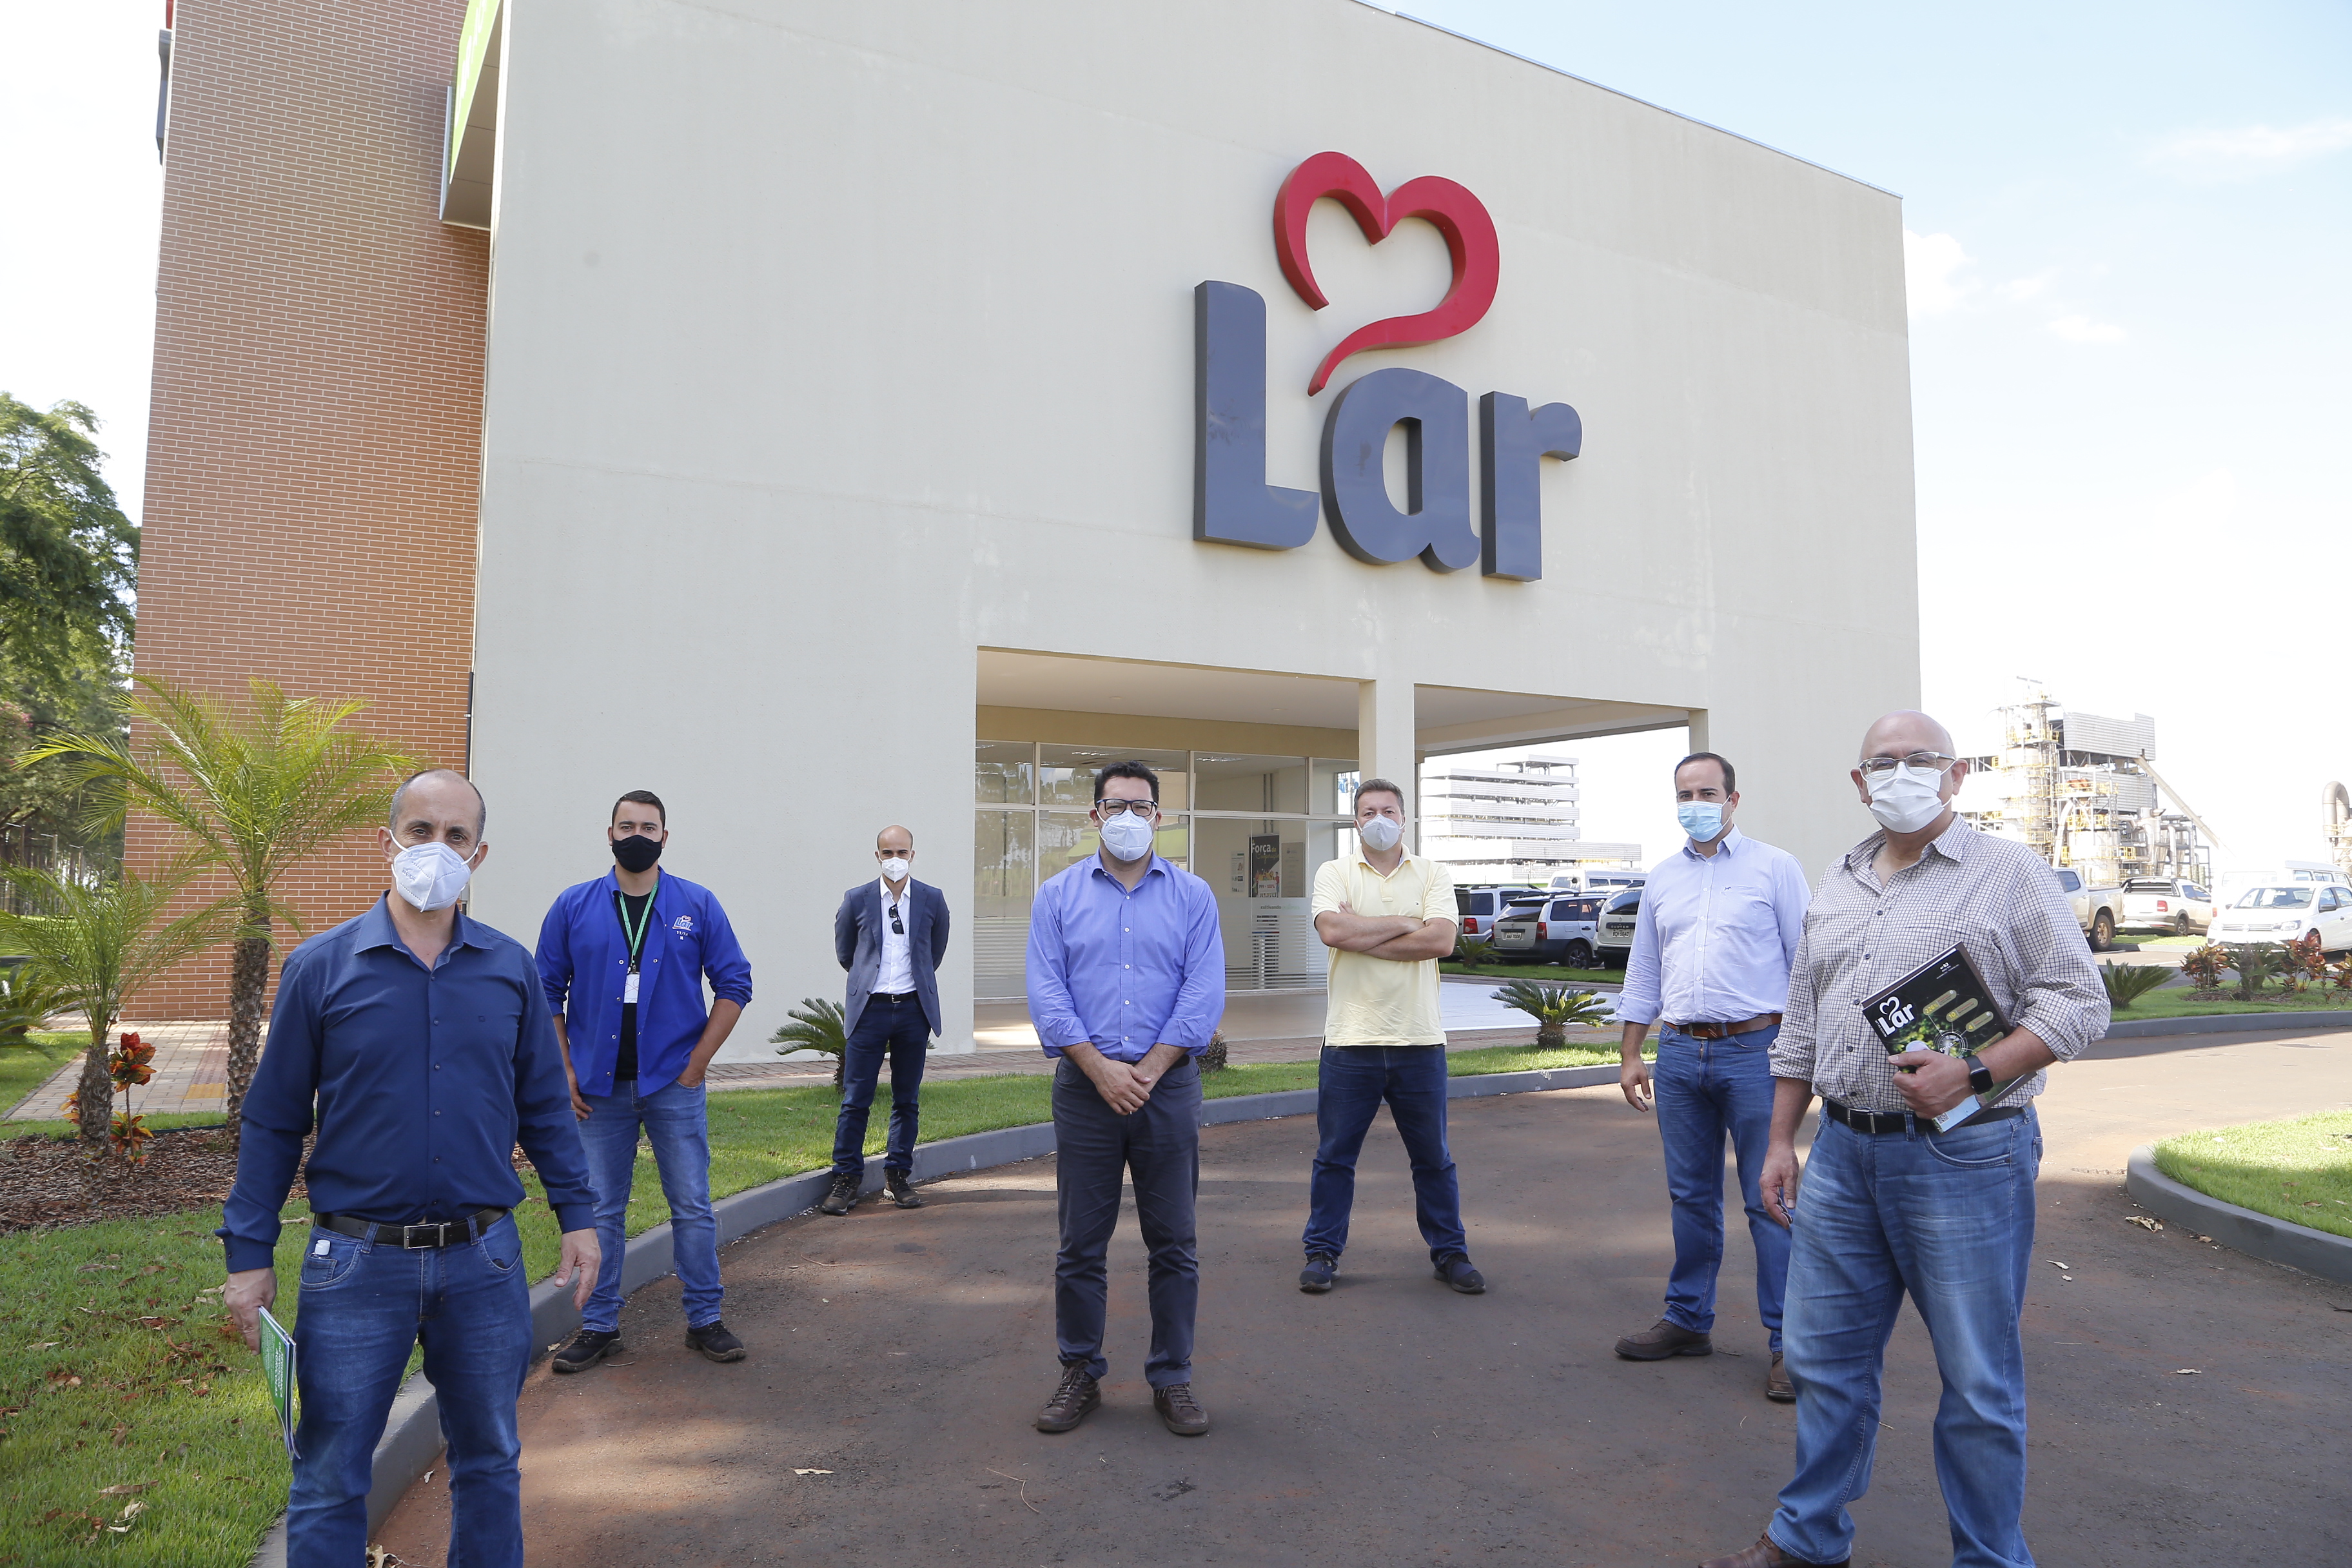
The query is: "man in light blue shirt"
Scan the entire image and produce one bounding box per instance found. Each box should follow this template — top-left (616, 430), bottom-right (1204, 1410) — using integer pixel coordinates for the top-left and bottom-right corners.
top-left (1025, 760), bottom-right (1224, 1440)
top-left (1612, 751), bottom-right (1811, 1401)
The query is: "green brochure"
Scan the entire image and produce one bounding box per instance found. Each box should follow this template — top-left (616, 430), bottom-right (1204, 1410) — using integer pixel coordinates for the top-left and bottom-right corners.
top-left (259, 1306), bottom-right (299, 1458)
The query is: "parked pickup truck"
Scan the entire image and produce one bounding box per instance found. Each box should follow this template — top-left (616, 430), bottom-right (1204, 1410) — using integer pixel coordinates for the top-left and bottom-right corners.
top-left (1491, 893), bottom-right (1607, 968)
top-left (2119, 877), bottom-right (2213, 936)
top-left (2051, 867), bottom-right (2125, 952)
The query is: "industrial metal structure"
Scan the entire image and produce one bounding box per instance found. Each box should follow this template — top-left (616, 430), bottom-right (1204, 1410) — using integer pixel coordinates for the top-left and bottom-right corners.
top-left (1959, 692), bottom-right (2213, 888)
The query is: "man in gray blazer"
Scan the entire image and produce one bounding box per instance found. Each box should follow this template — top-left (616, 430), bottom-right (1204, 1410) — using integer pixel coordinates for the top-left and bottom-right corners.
top-left (823, 825), bottom-right (951, 1214)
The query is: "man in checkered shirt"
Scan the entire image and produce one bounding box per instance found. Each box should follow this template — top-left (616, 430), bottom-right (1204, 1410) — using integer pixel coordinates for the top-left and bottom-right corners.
top-left (1701, 710), bottom-right (2108, 1568)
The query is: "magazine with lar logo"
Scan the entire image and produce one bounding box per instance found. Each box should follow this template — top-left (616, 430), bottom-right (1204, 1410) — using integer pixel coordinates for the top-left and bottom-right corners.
top-left (1859, 943), bottom-right (2024, 1133)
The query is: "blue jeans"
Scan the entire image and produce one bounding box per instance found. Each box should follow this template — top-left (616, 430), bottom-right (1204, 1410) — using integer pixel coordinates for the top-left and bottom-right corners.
top-left (1654, 1024), bottom-right (1788, 1351)
top-left (1772, 1108), bottom-right (2043, 1568)
top-left (578, 1078), bottom-right (721, 1333)
top-left (287, 1213), bottom-right (531, 1568)
top-left (1053, 1055), bottom-right (1201, 1387)
top-left (832, 994), bottom-right (930, 1177)
top-left (1301, 1045), bottom-right (1468, 1262)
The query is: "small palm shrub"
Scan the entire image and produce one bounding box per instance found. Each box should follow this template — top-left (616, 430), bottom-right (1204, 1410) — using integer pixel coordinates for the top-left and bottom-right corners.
top-left (1198, 1030), bottom-right (1229, 1072)
top-left (1453, 932), bottom-right (1497, 969)
top-left (0, 962), bottom-right (71, 1040)
top-left (2099, 963), bottom-right (2173, 1011)
top-left (2223, 944), bottom-right (2280, 1004)
top-left (1490, 980), bottom-right (1612, 1047)
top-left (771, 997), bottom-right (850, 1090)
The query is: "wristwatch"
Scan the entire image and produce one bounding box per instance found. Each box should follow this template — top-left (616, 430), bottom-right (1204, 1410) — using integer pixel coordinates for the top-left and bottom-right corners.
top-left (1961, 1053), bottom-right (1994, 1095)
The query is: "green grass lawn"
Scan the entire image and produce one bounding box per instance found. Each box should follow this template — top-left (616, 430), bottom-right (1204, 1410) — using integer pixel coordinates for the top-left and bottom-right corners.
top-left (2153, 1110), bottom-right (2352, 1240)
top-left (2102, 985), bottom-right (2352, 1022)
top-left (1, 1030), bottom-right (84, 1115)
top-left (3, 1038), bottom-right (1636, 1560)
top-left (1441, 961), bottom-right (1621, 986)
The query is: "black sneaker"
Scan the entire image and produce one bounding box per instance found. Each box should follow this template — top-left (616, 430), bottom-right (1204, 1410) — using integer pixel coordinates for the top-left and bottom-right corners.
top-left (819, 1172), bottom-right (859, 1215)
top-left (1034, 1362), bottom-right (1101, 1433)
top-left (885, 1171), bottom-right (924, 1209)
top-left (1433, 1255), bottom-right (1487, 1295)
top-left (1153, 1382), bottom-right (1210, 1436)
top-left (551, 1328), bottom-right (622, 1373)
top-left (685, 1320), bottom-right (747, 1363)
top-left (1298, 1253), bottom-right (1338, 1293)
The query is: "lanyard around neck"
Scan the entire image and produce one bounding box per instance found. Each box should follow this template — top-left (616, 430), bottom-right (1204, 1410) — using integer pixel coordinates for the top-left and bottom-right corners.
top-left (616, 875), bottom-right (658, 968)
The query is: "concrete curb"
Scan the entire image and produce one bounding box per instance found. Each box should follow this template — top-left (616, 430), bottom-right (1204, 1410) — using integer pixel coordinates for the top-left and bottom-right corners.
top-left (255, 1060), bottom-right (1625, 1562)
top-left (2106, 1011), bottom-right (2352, 1039)
top-left (2126, 1143), bottom-right (2352, 1285)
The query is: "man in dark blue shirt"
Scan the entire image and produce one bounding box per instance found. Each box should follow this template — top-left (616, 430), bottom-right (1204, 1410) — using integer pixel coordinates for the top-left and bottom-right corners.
top-left (221, 769), bottom-right (598, 1568)
top-left (535, 789), bottom-right (754, 1371)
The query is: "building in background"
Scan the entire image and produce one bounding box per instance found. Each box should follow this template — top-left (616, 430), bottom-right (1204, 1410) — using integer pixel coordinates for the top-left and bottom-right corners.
top-left (1418, 754), bottom-right (1639, 886)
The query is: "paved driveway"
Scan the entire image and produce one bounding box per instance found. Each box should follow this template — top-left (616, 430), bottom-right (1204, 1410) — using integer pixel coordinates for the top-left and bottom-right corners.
top-left (378, 1028), bottom-right (2352, 1565)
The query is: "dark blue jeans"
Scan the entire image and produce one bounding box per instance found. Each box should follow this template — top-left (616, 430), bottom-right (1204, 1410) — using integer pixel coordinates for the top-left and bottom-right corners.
top-left (1052, 1055), bottom-right (1201, 1387)
top-left (1772, 1109), bottom-right (2043, 1568)
top-left (1301, 1044), bottom-right (1468, 1262)
top-left (287, 1213), bottom-right (531, 1568)
top-left (1653, 1023), bottom-right (1788, 1351)
top-left (578, 1078), bottom-right (720, 1333)
top-left (832, 994), bottom-right (930, 1177)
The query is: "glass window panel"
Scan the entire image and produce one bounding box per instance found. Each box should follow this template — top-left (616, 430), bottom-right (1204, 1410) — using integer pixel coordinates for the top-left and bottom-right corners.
top-left (1193, 752), bottom-right (1307, 815)
top-left (1311, 759), bottom-right (1360, 818)
top-left (1194, 816), bottom-right (1332, 992)
top-left (1036, 811), bottom-right (1101, 886)
top-left (1155, 814), bottom-right (1190, 869)
top-left (1038, 745), bottom-right (1189, 810)
top-left (972, 809), bottom-right (1035, 1001)
top-left (975, 741), bottom-right (1034, 805)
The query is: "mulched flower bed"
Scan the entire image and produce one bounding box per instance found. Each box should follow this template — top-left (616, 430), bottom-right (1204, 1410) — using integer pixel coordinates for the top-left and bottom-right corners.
top-left (0, 1128), bottom-right (308, 1233)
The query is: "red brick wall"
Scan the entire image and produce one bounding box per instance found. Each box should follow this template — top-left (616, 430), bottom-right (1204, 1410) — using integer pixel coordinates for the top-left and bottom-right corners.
top-left (130, 0), bottom-right (483, 1017)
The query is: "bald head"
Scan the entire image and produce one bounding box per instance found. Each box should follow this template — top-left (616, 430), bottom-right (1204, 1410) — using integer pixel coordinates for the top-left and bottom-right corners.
top-left (876, 825), bottom-right (914, 854)
top-left (1859, 710), bottom-right (1955, 763)
top-left (388, 768), bottom-right (486, 839)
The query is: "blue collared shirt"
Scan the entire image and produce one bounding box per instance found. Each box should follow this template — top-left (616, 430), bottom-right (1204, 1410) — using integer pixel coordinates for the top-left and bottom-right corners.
top-left (1619, 828), bottom-right (1812, 1028)
top-left (218, 897), bottom-right (596, 1273)
top-left (1026, 853), bottom-right (1225, 1061)
top-left (534, 869), bottom-right (754, 1095)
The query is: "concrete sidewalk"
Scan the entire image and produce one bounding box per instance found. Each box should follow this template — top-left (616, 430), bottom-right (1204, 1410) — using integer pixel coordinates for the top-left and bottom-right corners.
top-left (5, 1019), bottom-right (229, 1121)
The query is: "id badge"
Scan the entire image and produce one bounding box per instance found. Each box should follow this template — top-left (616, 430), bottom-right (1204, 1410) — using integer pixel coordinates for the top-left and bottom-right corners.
top-left (623, 972), bottom-right (640, 1004)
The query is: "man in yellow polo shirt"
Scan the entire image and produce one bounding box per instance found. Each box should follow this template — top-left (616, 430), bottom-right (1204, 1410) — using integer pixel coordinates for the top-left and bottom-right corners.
top-left (1299, 777), bottom-right (1484, 1296)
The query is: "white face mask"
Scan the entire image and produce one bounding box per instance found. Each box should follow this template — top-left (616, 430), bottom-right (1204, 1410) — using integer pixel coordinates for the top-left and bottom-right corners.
top-left (1357, 814), bottom-right (1404, 852)
top-left (1099, 810), bottom-right (1156, 862)
top-left (1865, 762), bottom-right (1950, 835)
top-left (879, 857), bottom-right (910, 883)
top-left (392, 840), bottom-right (476, 912)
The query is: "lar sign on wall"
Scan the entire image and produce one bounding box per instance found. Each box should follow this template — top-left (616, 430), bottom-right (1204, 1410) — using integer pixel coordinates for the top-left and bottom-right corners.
top-left (1193, 152), bottom-right (1582, 582)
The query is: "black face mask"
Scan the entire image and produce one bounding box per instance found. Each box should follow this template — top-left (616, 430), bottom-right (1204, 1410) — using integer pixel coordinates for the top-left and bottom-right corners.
top-left (611, 834), bottom-right (663, 874)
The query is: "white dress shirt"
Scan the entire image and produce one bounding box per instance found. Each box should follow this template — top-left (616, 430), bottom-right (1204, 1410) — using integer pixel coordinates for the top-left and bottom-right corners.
top-left (1618, 828), bottom-right (1812, 1028)
top-left (874, 877), bottom-right (916, 995)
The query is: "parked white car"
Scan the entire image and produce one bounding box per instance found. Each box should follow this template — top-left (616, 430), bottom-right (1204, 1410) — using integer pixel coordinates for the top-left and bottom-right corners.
top-left (2119, 877), bottom-right (2213, 936)
top-left (2208, 883), bottom-right (2352, 953)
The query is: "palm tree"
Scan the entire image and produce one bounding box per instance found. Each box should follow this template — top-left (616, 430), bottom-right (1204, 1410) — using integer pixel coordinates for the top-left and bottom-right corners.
top-left (1490, 980), bottom-right (1614, 1048)
top-left (0, 861), bottom-right (231, 1142)
top-left (770, 997), bottom-right (850, 1090)
top-left (25, 678), bottom-right (416, 1144)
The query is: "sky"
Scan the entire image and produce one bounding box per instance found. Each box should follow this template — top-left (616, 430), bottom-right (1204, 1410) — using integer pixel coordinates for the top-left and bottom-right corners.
top-left (2, 1), bottom-right (2346, 870)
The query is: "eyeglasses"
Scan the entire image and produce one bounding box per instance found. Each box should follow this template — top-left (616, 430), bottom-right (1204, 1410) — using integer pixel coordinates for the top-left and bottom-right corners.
top-left (1093, 799), bottom-right (1159, 817)
top-left (1857, 752), bottom-right (1956, 776)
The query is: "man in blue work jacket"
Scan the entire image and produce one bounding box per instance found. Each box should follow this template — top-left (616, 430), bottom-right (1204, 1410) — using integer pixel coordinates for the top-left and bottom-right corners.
top-left (536, 789), bottom-right (754, 1371)
top-left (222, 768), bottom-right (599, 1568)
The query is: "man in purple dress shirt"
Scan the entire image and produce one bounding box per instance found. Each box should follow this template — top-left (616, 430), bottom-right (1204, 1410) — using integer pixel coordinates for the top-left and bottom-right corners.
top-left (1024, 760), bottom-right (1224, 1438)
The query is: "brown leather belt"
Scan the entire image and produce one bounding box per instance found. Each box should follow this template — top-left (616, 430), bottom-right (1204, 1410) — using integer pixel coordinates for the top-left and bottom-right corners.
top-left (1666, 1013), bottom-right (1782, 1040)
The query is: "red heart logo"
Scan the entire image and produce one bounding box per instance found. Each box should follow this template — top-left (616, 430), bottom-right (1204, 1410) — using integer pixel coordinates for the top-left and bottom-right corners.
top-left (1273, 152), bottom-right (1501, 396)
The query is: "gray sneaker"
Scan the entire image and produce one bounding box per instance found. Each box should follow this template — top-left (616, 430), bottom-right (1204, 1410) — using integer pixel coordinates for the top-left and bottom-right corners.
top-left (1298, 1253), bottom-right (1338, 1293)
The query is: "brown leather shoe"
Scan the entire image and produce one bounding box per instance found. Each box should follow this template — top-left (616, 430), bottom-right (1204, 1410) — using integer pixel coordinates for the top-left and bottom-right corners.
top-left (1153, 1382), bottom-right (1210, 1436)
top-left (1765, 1351), bottom-right (1794, 1402)
top-left (1614, 1318), bottom-right (1713, 1360)
top-left (1698, 1534), bottom-right (1846, 1568)
top-left (1034, 1363), bottom-right (1100, 1433)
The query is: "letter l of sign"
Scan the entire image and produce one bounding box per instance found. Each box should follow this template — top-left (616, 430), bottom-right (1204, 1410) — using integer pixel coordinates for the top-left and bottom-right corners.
top-left (1479, 393), bottom-right (1582, 582)
top-left (1194, 282), bottom-right (1318, 549)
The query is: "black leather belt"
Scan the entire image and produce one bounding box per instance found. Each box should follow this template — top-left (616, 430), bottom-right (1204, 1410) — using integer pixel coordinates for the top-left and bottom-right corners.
top-left (872, 991), bottom-right (919, 1002)
top-left (1823, 1099), bottom-right (2024, 1134)
top-left (313, 1207), bottom-right (508, 1250)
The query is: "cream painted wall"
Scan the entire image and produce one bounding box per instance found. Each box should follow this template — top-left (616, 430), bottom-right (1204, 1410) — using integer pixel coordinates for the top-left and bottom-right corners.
top-left (464, 0), bottom-right (1918, 1058)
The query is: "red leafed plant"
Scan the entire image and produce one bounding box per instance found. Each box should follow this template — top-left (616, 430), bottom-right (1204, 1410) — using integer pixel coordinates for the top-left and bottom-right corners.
top-left (104, 1032), bottom-right (157, 1162)
top-left (108, 1032), bottom-right (154, 1088)
top-left (2179, 944), bottom-right (2230, 992)
top-left (108, 1112), bottom-right (154, 1161)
